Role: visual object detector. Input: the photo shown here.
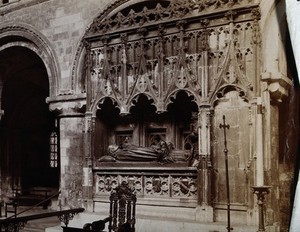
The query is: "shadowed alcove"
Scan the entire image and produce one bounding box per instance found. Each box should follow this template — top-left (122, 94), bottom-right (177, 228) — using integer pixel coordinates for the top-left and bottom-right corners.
top-left (95, 91), bottom-right (198, 165)
top-left (0, 46), bottom-right (59, 193)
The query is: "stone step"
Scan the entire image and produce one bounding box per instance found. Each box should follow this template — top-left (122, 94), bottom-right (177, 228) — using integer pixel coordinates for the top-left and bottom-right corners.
top-left (23, 216), bottom-right (59, 232)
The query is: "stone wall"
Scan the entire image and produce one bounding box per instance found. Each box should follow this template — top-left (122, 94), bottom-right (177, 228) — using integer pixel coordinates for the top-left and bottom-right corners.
top-left (0, 0), bottom-right (111, 94)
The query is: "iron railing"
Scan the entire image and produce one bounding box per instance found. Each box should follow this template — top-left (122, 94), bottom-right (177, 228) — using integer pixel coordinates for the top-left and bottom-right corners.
top-left (0, 207), bottom-right (84, 232)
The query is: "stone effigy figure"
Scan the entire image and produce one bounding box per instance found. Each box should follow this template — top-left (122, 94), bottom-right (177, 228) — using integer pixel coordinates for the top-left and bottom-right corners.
top-left (98, 140), bottom-right (175, 163)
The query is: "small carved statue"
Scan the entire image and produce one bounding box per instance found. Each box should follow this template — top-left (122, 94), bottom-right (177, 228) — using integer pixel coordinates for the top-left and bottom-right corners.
top-left (98, 140), bottom-right (175, 163)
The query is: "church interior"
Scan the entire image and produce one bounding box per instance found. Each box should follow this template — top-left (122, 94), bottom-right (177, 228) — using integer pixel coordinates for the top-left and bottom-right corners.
top-left (0, 0), bottom-right (299, 232)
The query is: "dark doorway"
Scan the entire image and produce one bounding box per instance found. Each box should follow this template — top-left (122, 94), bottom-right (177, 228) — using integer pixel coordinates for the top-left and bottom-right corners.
top-left (0, 46), bottom-right (59, 191)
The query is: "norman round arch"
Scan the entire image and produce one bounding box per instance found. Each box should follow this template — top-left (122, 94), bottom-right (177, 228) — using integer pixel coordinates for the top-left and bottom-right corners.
top-left (0, 22), bottom-right (60, 97)
top-left (0, 23), bottom-right (60, 196)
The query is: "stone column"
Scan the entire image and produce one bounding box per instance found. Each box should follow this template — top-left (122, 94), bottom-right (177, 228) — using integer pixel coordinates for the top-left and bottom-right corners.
top-left (47, 94), bottom-right (86, 209)
top-left (260, 72), bottom-right (292, 230)
top-left (196, 105), bottom-right (213, 222)
top-left (82, 111), bottom-right (94, 211)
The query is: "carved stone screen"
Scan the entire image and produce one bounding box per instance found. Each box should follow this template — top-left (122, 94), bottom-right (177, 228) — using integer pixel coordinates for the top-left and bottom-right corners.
top-left (83, 0), bottom-right (260, 208)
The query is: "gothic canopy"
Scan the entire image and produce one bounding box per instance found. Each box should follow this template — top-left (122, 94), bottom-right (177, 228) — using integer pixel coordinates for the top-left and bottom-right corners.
top-left (83, 0), bottom-right (259, 116)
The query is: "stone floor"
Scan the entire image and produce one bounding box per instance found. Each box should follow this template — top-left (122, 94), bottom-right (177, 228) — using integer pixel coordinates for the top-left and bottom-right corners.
top-left (46, 212), bottom-right (258, 232)
top-left (0, 206), bottom-right (259, 232)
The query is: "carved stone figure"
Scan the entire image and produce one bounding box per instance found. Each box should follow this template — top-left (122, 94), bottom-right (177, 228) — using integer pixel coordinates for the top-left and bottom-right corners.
top-left (98, 140), bottom-right (175, 163)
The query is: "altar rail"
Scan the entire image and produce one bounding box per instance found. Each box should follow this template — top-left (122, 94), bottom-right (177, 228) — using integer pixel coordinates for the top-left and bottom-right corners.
top-left (93, 166), bottom-right (198, 207)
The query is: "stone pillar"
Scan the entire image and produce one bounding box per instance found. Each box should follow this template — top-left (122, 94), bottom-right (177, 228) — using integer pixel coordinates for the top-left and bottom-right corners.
top-left (47, 94), bottom-right (86, 209)
top-left (59, 115), bottom-right (84, 209)
top-left (259, 71), bottom-right (292, 230)
top-left (196, 105), bottom-right (213, 222)
top-left (82, 111), bottom-right (94, 211)
top-left (254, 3), bottom-right (293, 226)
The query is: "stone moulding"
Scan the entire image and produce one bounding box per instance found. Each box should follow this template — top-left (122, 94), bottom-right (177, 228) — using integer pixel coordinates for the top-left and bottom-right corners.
top-left (46, 93), bottom-right (86, 117)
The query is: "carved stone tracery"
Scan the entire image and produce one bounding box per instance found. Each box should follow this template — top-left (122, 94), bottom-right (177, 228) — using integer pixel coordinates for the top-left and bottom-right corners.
top-left (85, 3), bottom-right (259, 114)
top-left (95, 171), bottom-right (198, 201)
top-left (84, 0), bottom-right (261, 207)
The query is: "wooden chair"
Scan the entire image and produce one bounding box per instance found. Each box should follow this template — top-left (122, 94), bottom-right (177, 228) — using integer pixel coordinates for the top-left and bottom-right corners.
top-left (62, 181), bottom-right (136, 232)
top-left (5, 200), bottom-right (17, 217)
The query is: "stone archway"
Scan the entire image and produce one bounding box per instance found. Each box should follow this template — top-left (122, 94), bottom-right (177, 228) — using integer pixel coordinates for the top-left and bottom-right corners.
top-left (0, 24), bottom-right (60, 197)
top-left (0, 46), bottom-right (59, 194)
top-left (0, 23), bottom-right (60, 97)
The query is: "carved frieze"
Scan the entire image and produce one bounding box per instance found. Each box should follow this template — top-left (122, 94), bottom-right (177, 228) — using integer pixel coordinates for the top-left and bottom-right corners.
top-left (95, 169), bottom-right (197, 200)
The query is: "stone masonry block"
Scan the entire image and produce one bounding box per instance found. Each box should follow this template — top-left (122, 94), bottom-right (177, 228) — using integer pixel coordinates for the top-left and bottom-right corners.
top-left (50, 13), bottom-right (81, 28)
top-left (53, 31), bottom-right (69, 41)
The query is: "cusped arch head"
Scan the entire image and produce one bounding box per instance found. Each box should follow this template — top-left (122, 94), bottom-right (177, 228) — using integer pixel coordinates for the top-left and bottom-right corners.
top-left (210, 84), bottom-right (249, 107)
top-left (94, 96), bottom-right (121, 116)
top-left (93, 92), bottom-right (159, 117)
top-left (0, 22), bottom-right (60, 97)
top-left (166, 89), bottom-right (200, 111)
top-left (128, 92), bottom-right (157, 113)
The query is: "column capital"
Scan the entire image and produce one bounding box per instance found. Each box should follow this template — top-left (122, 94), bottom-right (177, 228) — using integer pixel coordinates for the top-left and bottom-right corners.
top-left (261, 72), bottom-right (292, 103)
top-left (46, 93), bottom-right (86, 117)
